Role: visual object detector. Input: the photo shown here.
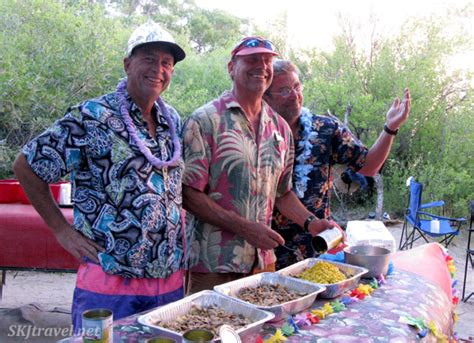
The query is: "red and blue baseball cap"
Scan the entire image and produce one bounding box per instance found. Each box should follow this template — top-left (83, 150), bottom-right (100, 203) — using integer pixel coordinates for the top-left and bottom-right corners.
top-left (231, 36), bottom-right (279, 57)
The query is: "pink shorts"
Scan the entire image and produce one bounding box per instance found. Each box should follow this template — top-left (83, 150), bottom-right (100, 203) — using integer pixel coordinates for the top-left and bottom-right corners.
top-left (72, 262), bottom-right (184, 331)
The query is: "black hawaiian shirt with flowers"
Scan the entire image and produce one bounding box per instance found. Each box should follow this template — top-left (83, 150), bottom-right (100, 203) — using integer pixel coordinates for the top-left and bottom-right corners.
top-left (273, 107), bottom-right (368, 269)
top-left (22, 90), bottom-right (193, 278)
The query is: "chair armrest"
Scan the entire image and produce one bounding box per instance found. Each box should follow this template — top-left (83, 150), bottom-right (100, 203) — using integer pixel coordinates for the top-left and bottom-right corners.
top-left (417, 211), bottom-right (466, 222)
top-left (420, 200), bottom-right (445, 209)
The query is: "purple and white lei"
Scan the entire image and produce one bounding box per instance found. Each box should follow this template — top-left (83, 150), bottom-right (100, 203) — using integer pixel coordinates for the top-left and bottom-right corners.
top-left (116, 78), bottom-right (181, 168)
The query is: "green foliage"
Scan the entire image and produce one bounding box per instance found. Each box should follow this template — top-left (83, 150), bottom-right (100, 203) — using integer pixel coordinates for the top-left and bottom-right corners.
top-left (186, 8), bottom-right (243, 53)
top-left (0, 0), bottom-right (128, 177)
top-left (165, 47), bottom-right (231, 118)
top-left (298, 11), bottom-right (473, 218)
top-left (1, 0), bottom-right (472, 219)
top-left (110, 0), bottom-right (246, 54)
top-left (0, 0), bottom-right (240, 178)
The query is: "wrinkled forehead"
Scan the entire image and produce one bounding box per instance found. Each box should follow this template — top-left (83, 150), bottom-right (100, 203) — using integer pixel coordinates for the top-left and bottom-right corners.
top-left (131, 43), bottom-right (174, 60)
top-left (271, 70), bottom-right (301, 86)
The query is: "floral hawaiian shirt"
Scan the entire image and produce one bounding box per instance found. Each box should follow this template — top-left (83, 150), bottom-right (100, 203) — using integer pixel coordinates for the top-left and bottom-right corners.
top-left (22, 90), bottom-right (192, 278)
top-left (273, 107), bottom-right (368, 269)
top-left (182, 90), bottom-right (294, 273)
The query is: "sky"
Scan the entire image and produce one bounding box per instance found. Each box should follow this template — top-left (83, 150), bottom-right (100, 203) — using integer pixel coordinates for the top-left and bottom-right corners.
top-left (195, 0), bottom-right (473, 70)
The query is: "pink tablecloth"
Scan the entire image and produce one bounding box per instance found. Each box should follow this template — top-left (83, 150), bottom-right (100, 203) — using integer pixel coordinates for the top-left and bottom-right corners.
top-left (392, 242), bottom-right (452, 299)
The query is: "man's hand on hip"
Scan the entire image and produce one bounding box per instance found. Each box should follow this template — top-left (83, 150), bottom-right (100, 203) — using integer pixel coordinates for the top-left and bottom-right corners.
top-left (56, 225), bottom-right (105, 264)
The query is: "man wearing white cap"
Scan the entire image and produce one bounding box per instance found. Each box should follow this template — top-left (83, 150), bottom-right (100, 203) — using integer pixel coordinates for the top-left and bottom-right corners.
top-left (182, 37), bottom-right (338, 293)
top-left (13, 22), bottom-right (191, 329)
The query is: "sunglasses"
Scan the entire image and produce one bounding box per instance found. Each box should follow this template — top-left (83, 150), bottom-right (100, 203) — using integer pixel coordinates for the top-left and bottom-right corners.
top-left (232, 37), bottom-right (276, 56)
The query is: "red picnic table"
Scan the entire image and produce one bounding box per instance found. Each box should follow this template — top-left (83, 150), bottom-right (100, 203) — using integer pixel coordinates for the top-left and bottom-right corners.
top-left (0, 203), bottom-right (79, 298)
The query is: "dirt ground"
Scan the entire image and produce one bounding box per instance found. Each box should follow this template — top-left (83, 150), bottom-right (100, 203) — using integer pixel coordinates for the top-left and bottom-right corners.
top-left (0, 223), bottom-right (473, 342)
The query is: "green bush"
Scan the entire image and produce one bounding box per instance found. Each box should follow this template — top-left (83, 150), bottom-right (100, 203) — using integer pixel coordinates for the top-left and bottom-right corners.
top-left (0, 0), bottom-right (128, 178)
top-left (1, 0), bottom-right (472, 220)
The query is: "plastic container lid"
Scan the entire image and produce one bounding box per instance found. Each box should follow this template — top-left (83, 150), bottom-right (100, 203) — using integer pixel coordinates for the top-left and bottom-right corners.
top-left (219, 325), bottom-right (241, 343)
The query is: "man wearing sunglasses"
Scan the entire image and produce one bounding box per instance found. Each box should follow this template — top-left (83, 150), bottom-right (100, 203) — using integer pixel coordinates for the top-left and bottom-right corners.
top-left (181, 38), bottom-right (338, 293)
top-left (263, 59), bottom-right (411, 269)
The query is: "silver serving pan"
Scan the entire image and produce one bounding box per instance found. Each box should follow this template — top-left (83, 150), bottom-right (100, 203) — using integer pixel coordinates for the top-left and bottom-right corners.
top-left (277, 258), bottom-right (368, 298)
top-left (214, 272), bottom-right (325, 321)
top-left (137, 290), bottom-right (274, 342)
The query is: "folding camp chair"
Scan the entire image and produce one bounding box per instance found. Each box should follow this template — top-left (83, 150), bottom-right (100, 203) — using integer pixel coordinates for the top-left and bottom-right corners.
top-left (399, 177), bottom-right (466, 250)
top-left (462, 200), bottom-right (474, 302)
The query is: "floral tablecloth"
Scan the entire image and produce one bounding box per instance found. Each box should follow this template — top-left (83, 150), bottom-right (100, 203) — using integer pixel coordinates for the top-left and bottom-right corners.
top-left (64, 268), bottom-right (453, 342)
top-left (261, 269), bottom-right (453, 342)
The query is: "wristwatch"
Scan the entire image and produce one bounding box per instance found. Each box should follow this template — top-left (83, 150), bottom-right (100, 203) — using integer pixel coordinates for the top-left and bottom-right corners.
top-left (304, 215), bottom-right (317, 231)
top-left (384, 124), bottom-right (399, 136)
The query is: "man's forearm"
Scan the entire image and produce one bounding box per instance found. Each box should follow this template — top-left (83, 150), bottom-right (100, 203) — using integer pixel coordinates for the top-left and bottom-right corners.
top-left (14, 154), bottom-right (104, 262)
top-left (275, 190), bottom-right (339, 236)
top-left (360, 89), bottom-right (410, 177)
top-left (13, 154), bottom-right (71, 233)
top-left (358, 131), bottom-right (395, 177)
top-left (274, 190), bottom-right (314, 228)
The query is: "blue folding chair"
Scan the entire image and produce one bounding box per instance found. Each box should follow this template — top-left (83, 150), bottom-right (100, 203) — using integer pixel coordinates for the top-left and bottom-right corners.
top-left (399, 177), bottom-right (466, 250)
top-left (462, 200), bottom-right (474, 302)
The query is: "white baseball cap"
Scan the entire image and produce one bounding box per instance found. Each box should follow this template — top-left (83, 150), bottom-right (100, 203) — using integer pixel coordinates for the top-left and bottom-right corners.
top-left (126, 21), bottom-right (186, 63)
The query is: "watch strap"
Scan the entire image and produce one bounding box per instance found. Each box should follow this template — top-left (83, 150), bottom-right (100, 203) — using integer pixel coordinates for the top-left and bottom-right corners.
top-left (384, 124), bottom-right (399, 136)
top-left (304, 214), bottom-right (317, 231)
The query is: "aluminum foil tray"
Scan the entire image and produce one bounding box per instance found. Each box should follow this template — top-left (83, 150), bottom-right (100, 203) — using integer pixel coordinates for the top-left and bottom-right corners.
top-left (137, 290), bottom-right (274, 342)
top-left (214, 272), bottom-right (325, 321)
top-left (277, 258), bottom-right (368, 298)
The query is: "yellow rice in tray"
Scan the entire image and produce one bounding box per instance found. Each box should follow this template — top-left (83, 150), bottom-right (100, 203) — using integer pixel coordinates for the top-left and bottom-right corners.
top-left (298, 261), bottom-right (346, 284)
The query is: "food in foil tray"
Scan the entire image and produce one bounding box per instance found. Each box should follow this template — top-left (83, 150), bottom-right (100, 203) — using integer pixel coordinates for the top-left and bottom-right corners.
top-left (236, 283), bottom-right (308, 306)
top-left (297, 261), bottom-right (347, 284)
top-left (153, 304), bottom-right (251, 336)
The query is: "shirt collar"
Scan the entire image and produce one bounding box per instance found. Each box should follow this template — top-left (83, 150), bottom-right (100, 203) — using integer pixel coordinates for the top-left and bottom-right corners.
top-left (125, 93), bottom-right (168, 128)
top-left (220, 90), bottom-right (272, 126)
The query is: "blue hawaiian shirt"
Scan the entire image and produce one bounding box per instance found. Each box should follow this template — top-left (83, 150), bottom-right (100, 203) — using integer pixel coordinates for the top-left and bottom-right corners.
top-left (272, 107), bottom-right (368, 269)
top-left (22, 89), bottom-right (192, 278)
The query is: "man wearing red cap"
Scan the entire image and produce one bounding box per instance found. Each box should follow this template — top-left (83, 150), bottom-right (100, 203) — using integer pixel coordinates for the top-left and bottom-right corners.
top-left (182, 37), bottom-right (337, 293)
top-left (13, 22), bottom-right (191, 330)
